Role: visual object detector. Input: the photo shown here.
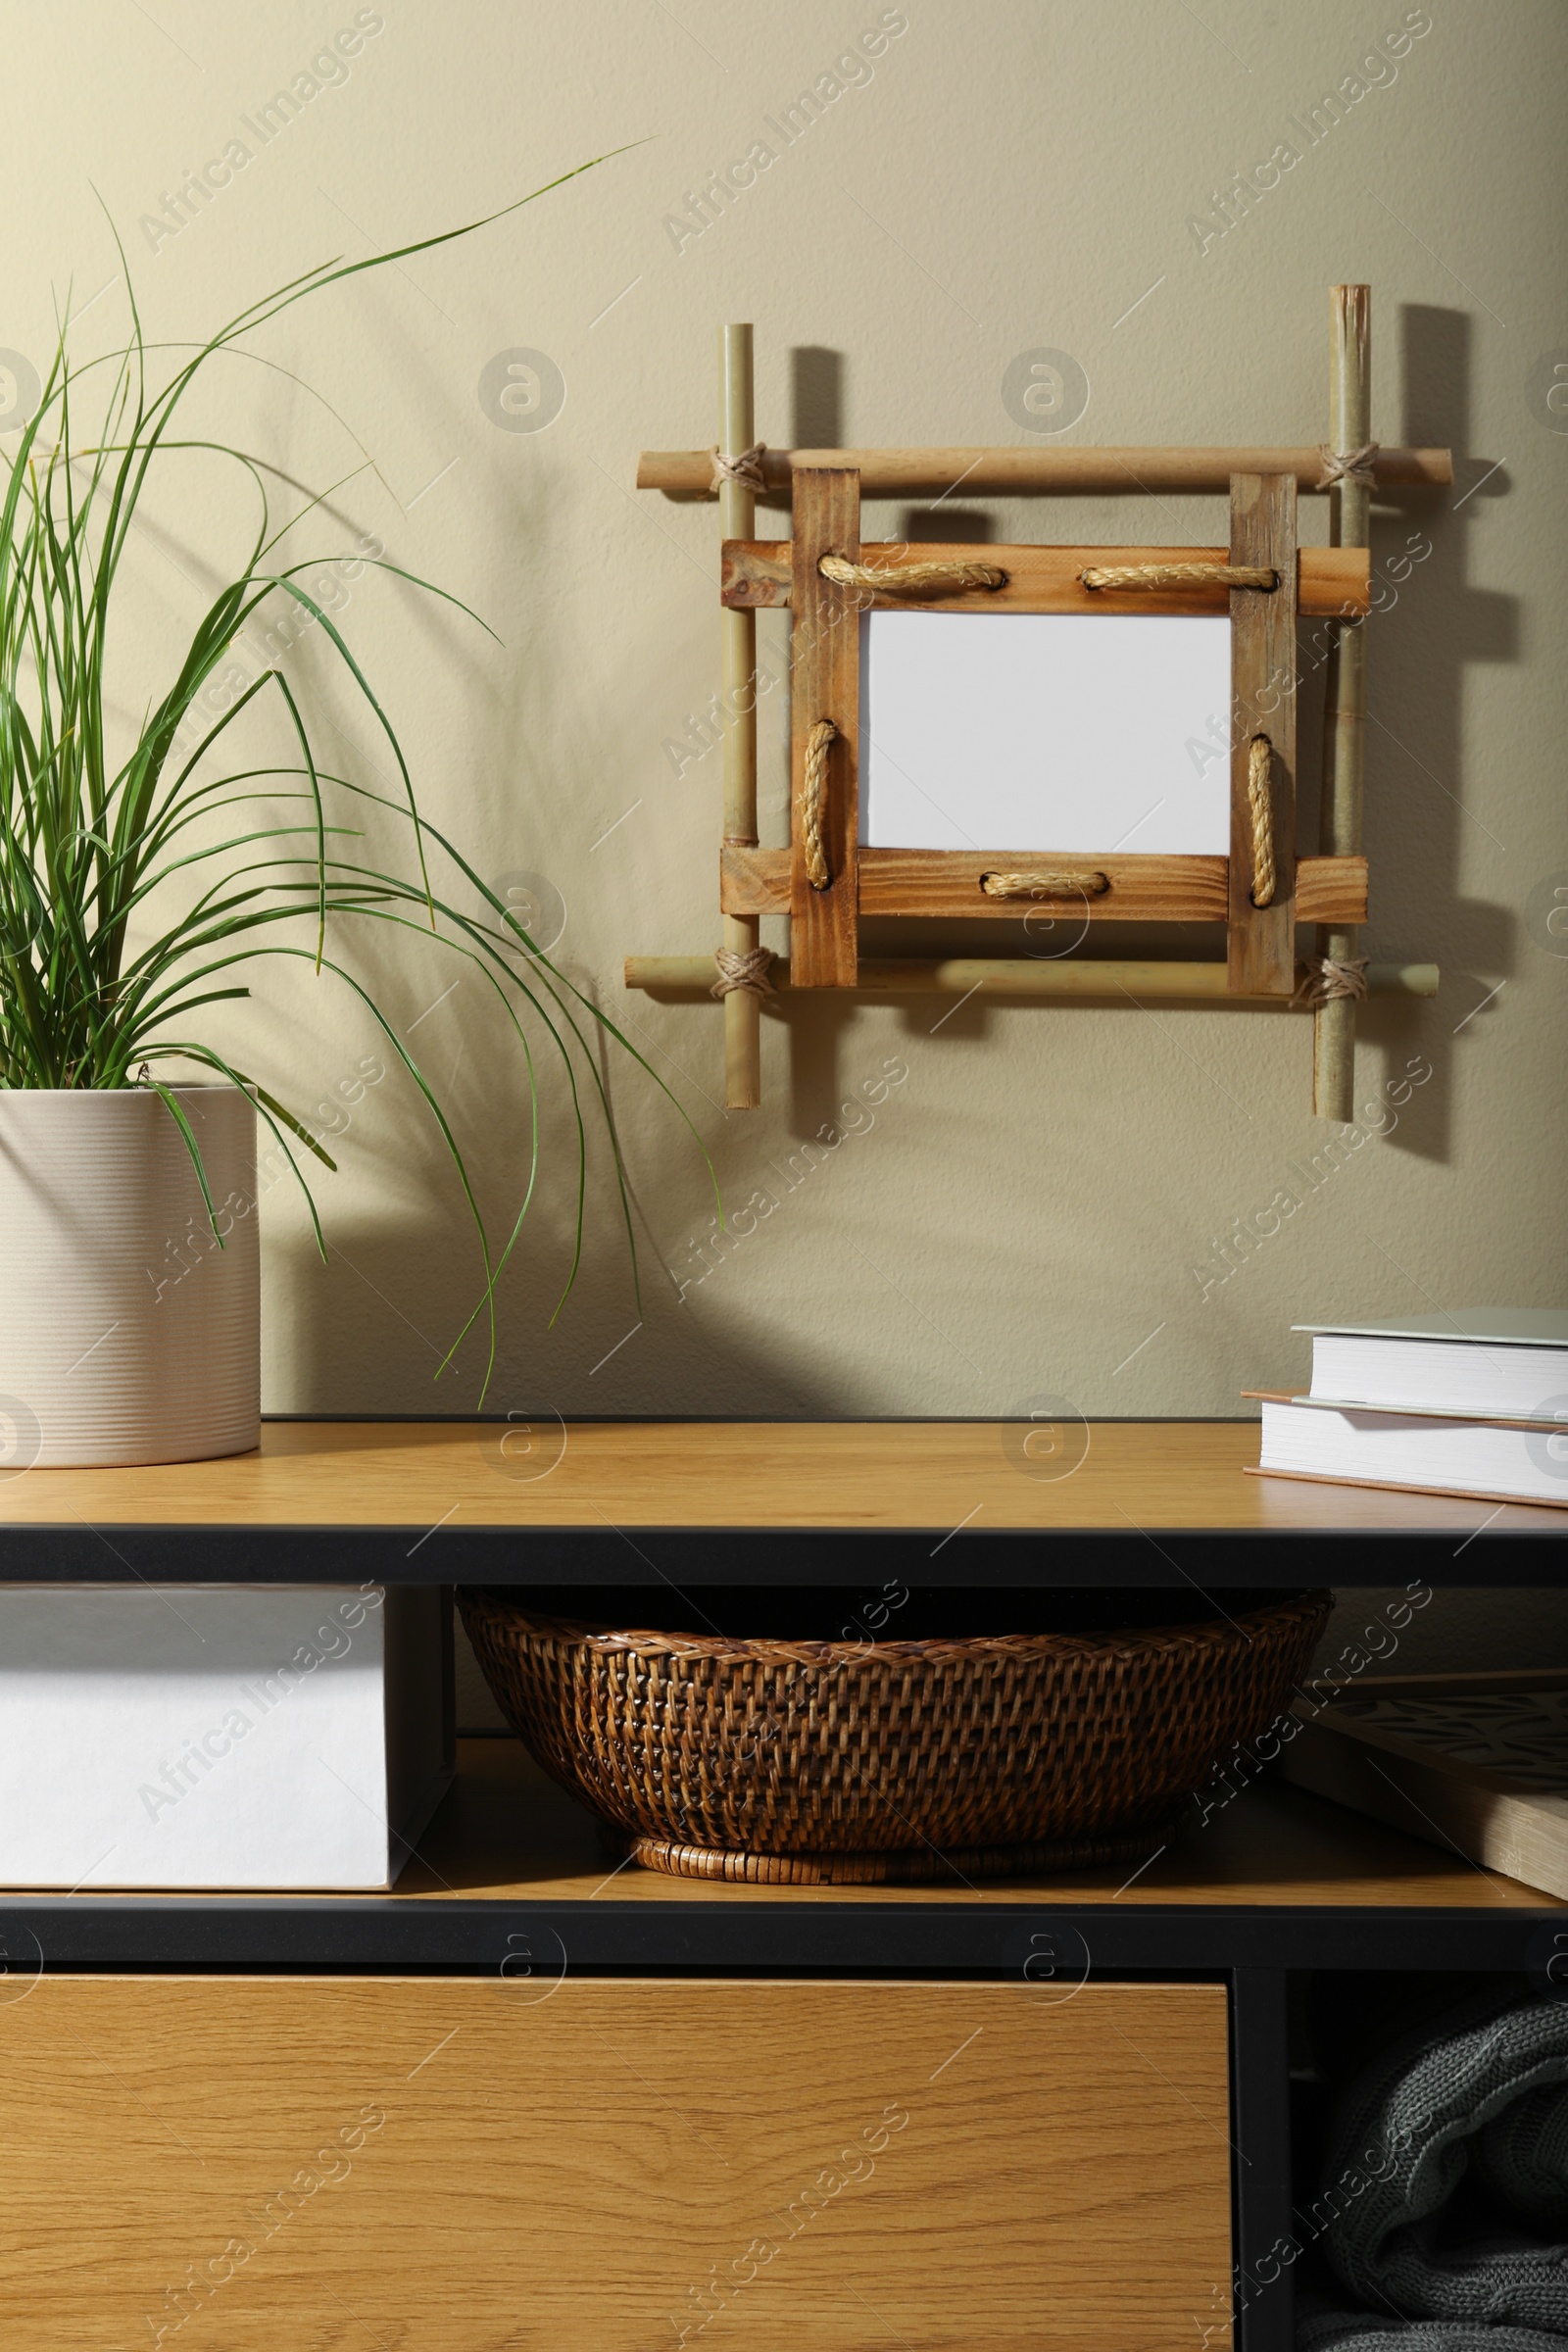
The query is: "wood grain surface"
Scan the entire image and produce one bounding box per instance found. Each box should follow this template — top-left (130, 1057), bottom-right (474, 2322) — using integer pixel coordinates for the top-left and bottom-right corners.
top-left (0, 1973), bottom-right (1232, 2351)
top-left (723, 538), bottom-right (1369, 617)
top-left (1228, 472), bottom-right (1298, 994)
top-left (0, 1418), bottom-right (1560, 1530)
top-left (789, 467), bottom-right (861, 986)
top-left (719, 848), bottom-right (1368, 924)
top-left (1294, 855), bottom-right (1368, 923)
top-left (385, 1739), bottom-right (1568, 1913)
top-left (726, 848), bottom-right (1230, 920)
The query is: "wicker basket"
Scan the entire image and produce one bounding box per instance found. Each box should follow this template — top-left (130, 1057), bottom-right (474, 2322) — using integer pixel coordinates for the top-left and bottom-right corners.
top-left (459, 1586), bottom-right (1332, 1884)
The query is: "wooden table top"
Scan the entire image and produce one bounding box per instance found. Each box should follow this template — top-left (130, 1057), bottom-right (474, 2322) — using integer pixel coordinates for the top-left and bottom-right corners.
top-left (0, 1417), bottom-right (1560, 1535)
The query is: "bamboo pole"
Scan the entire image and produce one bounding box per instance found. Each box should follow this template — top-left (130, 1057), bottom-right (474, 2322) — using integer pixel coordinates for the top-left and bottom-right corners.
top-left (717, 324), bottom-right (761, 1108)
top-left (626, 956), bottom-right (1439, 1003)
top-left (637, 444), bottom-right (1450, 497)
top-left (1314, 286), bottom-right (1371, 1120)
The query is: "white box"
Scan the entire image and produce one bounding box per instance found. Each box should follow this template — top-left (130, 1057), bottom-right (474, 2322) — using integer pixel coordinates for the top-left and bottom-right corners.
top-left (0, 1584), bottom-right (452, 1889)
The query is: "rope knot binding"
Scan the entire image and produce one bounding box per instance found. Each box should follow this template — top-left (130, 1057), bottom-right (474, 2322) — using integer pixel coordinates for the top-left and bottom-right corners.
top-left (1293, 956), bottom-right (1369, 1006)
top-left (1315, 442), bottom-right (1379, 491)
top-left (709, 442), bottom-right (767, 494)
top-left (980, 869), bottom-right (1109, 900)
top-left (710, 948), bottom-right (776, 1001)
top-left (818, 555), bottom-right (1007, 597)
top-left (1248, 735), bottom-right (1277, 909)
top-left (799, 719), bottom-right (837, 890)
top-left (1081, 562), bottom-right (1276, 593)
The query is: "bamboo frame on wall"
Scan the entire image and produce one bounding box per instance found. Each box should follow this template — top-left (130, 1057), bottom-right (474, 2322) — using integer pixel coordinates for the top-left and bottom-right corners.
top-left (629, 301), bottom-right (1450, 1112)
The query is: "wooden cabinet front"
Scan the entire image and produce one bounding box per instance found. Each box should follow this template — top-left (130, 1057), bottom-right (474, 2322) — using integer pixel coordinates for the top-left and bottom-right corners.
top-left (0, 1975), bottom-right (1232, 2350)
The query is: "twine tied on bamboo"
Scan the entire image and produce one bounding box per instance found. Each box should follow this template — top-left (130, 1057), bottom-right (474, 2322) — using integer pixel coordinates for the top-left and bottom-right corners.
top-left (709, 441), bottom-right (767, 494)
top-left (1315, 442), bottom-right (1379, 491)
top-left (1293, 955), bottom-right (1369, 1007)
top-left (1248, 735), bottom-right (1277, 909)
top-left (981, 869), bottom-right (1109, 900)
top-left (710, 946), bottom-right (776, 1000)
top-left (819, 554), bottom-right (1007, 596)
top-left (800, 718), bottom-right (837, 890)
top-left (1081, 563), bottom-right (1277, 593)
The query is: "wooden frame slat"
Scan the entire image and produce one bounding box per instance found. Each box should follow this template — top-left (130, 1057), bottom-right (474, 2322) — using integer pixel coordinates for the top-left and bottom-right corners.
top-left (1228, 474), bottom-right (1298, 994)
top-left (722, 848), bottom-right (1364, 926)
top-left (789, 468), bottom-right (861, 987)
top-left (1296, 856), bottom-right (1368, 926)
top-left (724, 541), bottom-right (1367, 619)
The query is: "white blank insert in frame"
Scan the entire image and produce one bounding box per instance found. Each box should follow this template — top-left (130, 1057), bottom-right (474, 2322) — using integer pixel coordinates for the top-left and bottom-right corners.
top-left (858, 612), bottom-right (1232, 854)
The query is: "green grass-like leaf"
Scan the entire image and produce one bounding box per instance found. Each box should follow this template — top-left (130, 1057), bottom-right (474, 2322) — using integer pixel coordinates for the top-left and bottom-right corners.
top-left (0, 158), bottom-right (710, 1400)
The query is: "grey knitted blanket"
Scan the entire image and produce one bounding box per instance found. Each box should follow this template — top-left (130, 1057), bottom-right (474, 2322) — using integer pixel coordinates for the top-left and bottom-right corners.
top-left (1303, 1990), bottom-right (1568, 2352)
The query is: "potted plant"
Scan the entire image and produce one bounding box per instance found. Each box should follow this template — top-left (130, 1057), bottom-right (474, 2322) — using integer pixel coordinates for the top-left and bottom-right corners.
top-left (0, 176), bottom-right (698, 1468)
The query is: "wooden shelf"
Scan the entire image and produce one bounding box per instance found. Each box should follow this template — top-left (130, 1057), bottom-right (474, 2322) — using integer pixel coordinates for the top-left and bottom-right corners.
top-left (2, 1741), bottom-right (1558, 1976)
top-left (0, 1417), bottom-right (1559, 1535)
top-left (396, 1740), bottom-right (1562, 1914)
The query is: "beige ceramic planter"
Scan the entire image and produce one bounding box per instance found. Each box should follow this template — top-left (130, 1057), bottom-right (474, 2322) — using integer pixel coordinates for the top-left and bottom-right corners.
top-left (0, 1087), bottom-right (259, 1467)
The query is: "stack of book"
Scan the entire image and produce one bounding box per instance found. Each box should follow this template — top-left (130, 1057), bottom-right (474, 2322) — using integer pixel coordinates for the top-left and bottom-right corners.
top-left (1250, 1308), bottom-right (1568, 1508)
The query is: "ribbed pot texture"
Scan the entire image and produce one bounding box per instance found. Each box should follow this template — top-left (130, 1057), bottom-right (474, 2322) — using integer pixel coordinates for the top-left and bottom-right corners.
top-left (0, 1088), bottom-right (259, 1467)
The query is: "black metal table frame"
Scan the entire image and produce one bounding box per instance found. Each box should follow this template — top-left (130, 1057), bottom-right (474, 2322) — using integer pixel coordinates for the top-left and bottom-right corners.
top-left (4, 1523), bottom-right (1562, 1584)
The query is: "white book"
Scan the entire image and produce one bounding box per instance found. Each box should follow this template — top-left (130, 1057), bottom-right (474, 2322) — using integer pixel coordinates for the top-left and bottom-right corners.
top-left (1257, 1396), bottom-right (1568, 1509)
top-left (1296, 1308), bottom-right (1568, 1420)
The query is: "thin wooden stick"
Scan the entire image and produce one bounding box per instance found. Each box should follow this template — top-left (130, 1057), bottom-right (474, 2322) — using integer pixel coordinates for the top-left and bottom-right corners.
top-left (638, 444), bottom-right (1450, 496)
top-left (1314, 286), bottom-right (1371, 1120)
top-left (626, 956), bottom-right (1439, 1003)
top-left (717, 324), bottom-right (761, 1108)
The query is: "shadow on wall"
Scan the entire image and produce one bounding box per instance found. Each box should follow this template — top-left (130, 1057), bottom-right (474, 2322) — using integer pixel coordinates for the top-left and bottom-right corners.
top-left (1359, 304), bottom-right (1516, 1164)
top-left (271, 1212), bottom-right (848, 1417)
top-left (791, 342), bottom-right (842, 451)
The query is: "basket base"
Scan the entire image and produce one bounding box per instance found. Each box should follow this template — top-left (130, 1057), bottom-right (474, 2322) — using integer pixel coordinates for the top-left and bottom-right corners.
top-left (618, 1820), bottom-right (1180, 1886)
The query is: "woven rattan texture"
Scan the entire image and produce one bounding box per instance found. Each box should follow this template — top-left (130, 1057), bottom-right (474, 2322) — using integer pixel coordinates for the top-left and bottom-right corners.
top-left (619, 1821), bottom-right (1181, 1884)
top-left (460, 1589), bottom-right (1331, 1864)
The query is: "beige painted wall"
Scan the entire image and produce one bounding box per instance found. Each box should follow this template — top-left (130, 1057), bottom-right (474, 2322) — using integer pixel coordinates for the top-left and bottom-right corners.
top-left (8, 0), bottom-right (1563, 1429)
